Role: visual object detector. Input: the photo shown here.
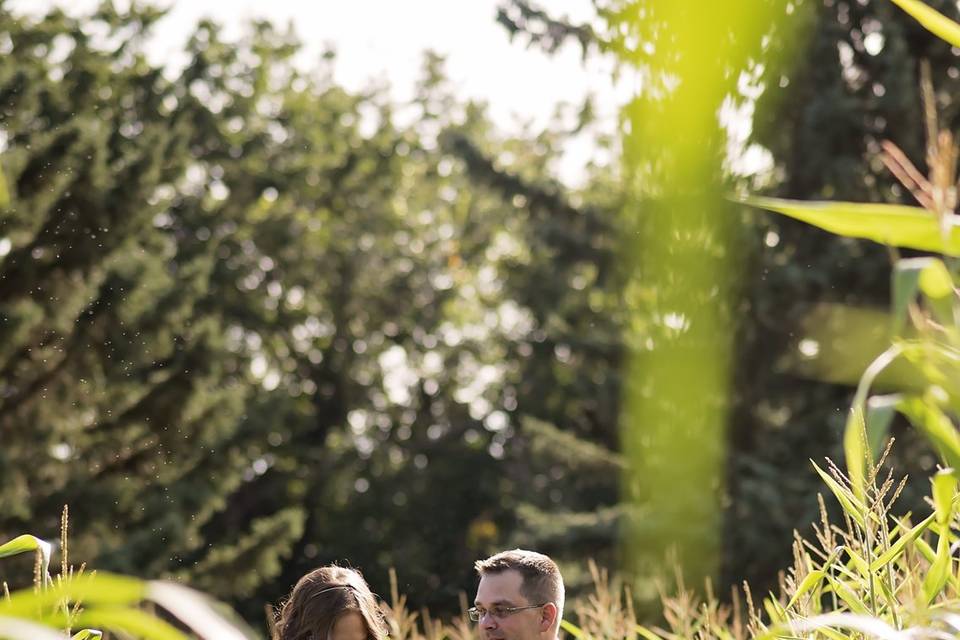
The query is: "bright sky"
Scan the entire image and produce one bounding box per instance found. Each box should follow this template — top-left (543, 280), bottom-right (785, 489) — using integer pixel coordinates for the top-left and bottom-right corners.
top-left (11, 0), bottom-right (628, 185)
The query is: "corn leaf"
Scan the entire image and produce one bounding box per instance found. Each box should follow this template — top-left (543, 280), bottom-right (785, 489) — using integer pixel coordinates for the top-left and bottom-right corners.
top-left (812, 461), bottom-right (870, 527)
top-left (146, 581), bottom-right (256, 640)
top-left (870, 512), bottom-right (936, 570)
top-left (866, 395), bottom-right (900, 457)
top-left (898, 396), bottom-right (960, 470)
top-left (73, 609), bottom-right (187, 640)
top-left (0, 535), bottom-right (51, 561)
top-left (635, 625), bottom-right (666, 640)
top-left (0, 535), bottom-right (52, 587)
top-left (743, 196), bottom-right (960, 254)
top-left (932, 469), bottom-right (957, 525)
top-left (889, 0), bottom-right (960, 48)
top-left (787, 570), bottom-right (825, 608)
top-left (825, 575), bottom-right (871, 614)
top-left (924, 530), bottom-right (952, 603)
top-left (762, 596), bottom-right (786, 625)
top-left (754, 611), bottom-right (916, 640)
top-left (0, 616), bottom-right (65, 640)
top-left (892, 258), bottom-right (953, 336)
top-left (844, 406), bottom-right (870, 502)
top-left (0, 574), bottom-right (144, 618)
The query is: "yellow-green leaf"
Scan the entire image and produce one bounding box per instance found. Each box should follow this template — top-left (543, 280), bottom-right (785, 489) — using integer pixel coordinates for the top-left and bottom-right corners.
top-left (898, 396), bottom-right (960, 470)
top-left (824, 575), bottom-right (871, 614)
top-left (0, 535), bottom-right (51, 561)
top-left (0, 573), bottom-right (144, 618)
top-left (933, 468), bottom-right (957, 525)
top-left (71, 630), bottom-right (103, 640)
top-left (560, 619), bottom-right (584, 639)
top-left (635, 625), bottom-right (666, 640)
top-left (787, 570), bottom-right (825, 608)
top-left (743, 196), bottom-right (960, 255)
top-left (923, 529), bottom-right (952, 602)
top-left (870, 512), bottom-right (936, 570)
top-left (889, 0), bottom-right (960, 48)
top-left (844, 406), bottom-right (869, 502)
top-left (918, 258), bottom-right (955, 299)
top-left (73, 608), bottom-right (187, 640)
top-left (812, 461), bottom-right (870, 527)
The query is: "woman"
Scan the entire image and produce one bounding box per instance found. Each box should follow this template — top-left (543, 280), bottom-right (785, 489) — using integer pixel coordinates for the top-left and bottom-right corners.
top-left (273, 565), bottom-right (389, 640)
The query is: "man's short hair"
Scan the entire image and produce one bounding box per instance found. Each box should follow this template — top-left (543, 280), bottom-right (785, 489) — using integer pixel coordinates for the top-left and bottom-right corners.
top-left (475, 549), bottom-right (565, 616)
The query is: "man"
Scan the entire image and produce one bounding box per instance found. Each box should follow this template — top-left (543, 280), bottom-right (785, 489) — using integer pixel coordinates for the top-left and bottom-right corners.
top-left (471, 549), bottom-right (565, 640)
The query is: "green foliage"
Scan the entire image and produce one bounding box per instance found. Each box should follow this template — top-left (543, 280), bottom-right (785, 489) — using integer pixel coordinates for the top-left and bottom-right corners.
top-left (0, 526), bottom-right (255, 640)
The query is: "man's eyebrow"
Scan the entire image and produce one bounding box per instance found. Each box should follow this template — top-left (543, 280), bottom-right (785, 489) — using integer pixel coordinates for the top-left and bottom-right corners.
top-left (474, 599), bottom-right (515, 607)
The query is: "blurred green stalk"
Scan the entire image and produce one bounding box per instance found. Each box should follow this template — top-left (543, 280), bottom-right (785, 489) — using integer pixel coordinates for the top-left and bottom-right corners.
top-left (618, 0), bottom-right (799, 588)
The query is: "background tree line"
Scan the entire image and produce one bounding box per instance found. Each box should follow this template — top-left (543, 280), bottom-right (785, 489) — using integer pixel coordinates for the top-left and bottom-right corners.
top-left (1, 0), bottom-right (956, 631)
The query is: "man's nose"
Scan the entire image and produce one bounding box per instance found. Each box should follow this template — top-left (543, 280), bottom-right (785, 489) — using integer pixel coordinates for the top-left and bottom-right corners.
top-left (480, 611), bottom-right (498, 630)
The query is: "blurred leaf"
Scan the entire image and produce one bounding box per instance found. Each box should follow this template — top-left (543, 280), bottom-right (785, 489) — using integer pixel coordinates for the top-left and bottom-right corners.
top-left (0, 574), bottom-right (144, 618)
top-left (932, 468), bottom-right (957, 525)
top-left (897, 396), bottom-right (960, 470)
top-left (560, 619), bottom-right (585, 638)
top-left (892, 258), bottom-right (953, 336)
top-left (744, 197), bottom-right (960, 255)
top-left (785, 304), bottom-right (922, 391)
top-left (0, 616), bottom-right (65, 640)
top-left (918, 259), bottom-right (954, 299)
top-left (865, 395), bottom-right (900, 459)
top-left (889, 0), bottom-right (960, 48)
top-left (73, 609), bottom-right (187, 640)
top-left (755, 611), bottom-right (918, 640)
top-left (145, 581), bottom-right (256, 640)
top-left (71, 630), bottom-right (103, 640)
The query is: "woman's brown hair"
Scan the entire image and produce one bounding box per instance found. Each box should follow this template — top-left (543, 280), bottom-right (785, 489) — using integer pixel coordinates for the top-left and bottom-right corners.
top-left (273, 565), bottom-right (388, 640)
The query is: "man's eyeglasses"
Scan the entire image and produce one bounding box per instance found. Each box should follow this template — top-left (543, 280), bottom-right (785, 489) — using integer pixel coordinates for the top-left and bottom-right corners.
top-left (468, 604), bottom-right (548, 622)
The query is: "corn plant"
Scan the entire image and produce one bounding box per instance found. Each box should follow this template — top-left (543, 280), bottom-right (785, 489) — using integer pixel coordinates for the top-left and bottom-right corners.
top-left (745, 2), bottom-right (960, 498)
top-left (0, 507), bottom-right (256, 640)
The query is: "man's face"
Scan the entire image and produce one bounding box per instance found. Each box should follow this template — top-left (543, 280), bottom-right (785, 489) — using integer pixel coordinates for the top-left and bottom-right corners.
top-left (474, 570), bottom-right (548, 640)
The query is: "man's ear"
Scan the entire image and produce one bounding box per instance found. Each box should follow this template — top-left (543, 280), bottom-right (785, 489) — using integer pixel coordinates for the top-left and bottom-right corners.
top-left (538, 603), bottom-right (559, 633)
